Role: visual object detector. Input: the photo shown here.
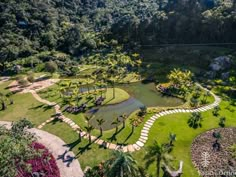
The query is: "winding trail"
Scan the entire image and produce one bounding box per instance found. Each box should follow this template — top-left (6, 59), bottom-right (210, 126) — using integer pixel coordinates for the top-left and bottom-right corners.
top-left (31, 83), bottom-right (221, 152)
top-left (0, 121), bottom-right (84, 177)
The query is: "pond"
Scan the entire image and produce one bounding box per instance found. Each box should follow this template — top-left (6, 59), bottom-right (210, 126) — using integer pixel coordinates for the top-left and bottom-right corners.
top-left (87, 82), bottom-right (184, 131)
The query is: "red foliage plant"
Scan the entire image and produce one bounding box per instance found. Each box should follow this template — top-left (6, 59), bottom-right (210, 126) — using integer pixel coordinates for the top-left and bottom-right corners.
top-left (16, 142), bottom-right (60, 177)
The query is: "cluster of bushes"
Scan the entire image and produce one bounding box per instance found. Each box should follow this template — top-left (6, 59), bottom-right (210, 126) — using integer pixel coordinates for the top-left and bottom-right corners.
top-left (17, 142), bottom-right (60, 177)
top-left (0, 119), bottom-right (60, 177)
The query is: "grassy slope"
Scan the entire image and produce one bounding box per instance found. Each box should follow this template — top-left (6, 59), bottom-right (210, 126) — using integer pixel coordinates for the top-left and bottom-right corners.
top-left (0, 81), bottom-right (55, 126)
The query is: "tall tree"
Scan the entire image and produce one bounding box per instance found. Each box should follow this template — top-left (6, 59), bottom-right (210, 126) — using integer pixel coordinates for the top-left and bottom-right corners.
top-left (144, 141), bottom-right (172, 177)
top-left (96, 118), bottom-right (105, 135)
top-left (104, 151), bottom-right (139, 177)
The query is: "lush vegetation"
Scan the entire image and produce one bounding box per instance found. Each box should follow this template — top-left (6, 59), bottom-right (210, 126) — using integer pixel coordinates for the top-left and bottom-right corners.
top-left (0, 0), bottom-right (236, 177)
top-left (1, 0), bottom-right (236, 74)
top-left (0, 119), bottom-right (59, 177)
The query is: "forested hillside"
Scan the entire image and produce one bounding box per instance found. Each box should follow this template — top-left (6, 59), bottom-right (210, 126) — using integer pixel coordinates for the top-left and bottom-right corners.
top-left (0, 0), bottom-right (236, 72)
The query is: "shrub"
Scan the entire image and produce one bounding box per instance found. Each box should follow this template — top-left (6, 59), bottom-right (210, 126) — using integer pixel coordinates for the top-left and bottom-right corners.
top-left (27, 72), bottom-right (35, 83)
top-left (18, 79), bottom-right (29, 87)
top-left (45, 61), bottom-right (58, 74)
top-left (219, 117), bottom-right (226, 127)
top-left (16, 142), bottom-right (60, 177)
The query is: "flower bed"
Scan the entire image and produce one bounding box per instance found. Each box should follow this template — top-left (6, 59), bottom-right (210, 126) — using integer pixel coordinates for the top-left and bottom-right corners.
top-left (191, 128), bottom-right (236, 176)
top-left (17, 142), bottom-right (60, 177)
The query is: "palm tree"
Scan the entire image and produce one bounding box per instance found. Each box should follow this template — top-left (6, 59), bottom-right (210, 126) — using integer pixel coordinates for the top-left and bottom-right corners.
top-left (202, 91), bottom-right (210, 104)
top-left (130, 117), bottom-right (138, 133)
top-left (96, 118), bottom-right (105, 135)
top-left (213, 132), bottom-right (221, 151)
top-left (85, 125), bottom-right (94, 143)
top-left (85, 116), bottom-right (92, 126)
top-left (144, 141), bottom-right (172, 177)
top-left (212, 106), bottom-right (221, 116)
top-left (188, 112), bottom-right (203, 128)
top-left (169, 133), bottom-right (177, 146)
top-left (219, 117), bottom-right (226, 127)
top-left (104, 151), bottom-right (139, 177)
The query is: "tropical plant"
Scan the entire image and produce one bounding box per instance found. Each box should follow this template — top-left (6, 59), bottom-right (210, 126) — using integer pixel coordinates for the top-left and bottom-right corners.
top-left (190, 97), bottom-right (199, 107)
top-left (212, 106), bottom-right (221, 116)
top-left (85, 125), bottom-right (94, 143)
top-left (188, 112), bottom-right (203, 128)
top-left (85, 116), bottom-right (92, 126)
top-left (96, 118), bottom-right (105, 136)
top-left (138, 106), bottom-right (147, 117)
top-left (202, 91), bottom-right (210, 104)
top-left (167, 69), bottom-right (193, 91)
top-left (219, 117), bottom-right (226, 127)
top-left (212, 132), bottom-right (221, 151)
top-left (0, 119), bottom-right (35, 176)
top-left (169, 133), bottom-right (177, 146)
top-left (104, 151), bottom-right (139, 177)
top-left (144, 141), bottom-right (172, 177)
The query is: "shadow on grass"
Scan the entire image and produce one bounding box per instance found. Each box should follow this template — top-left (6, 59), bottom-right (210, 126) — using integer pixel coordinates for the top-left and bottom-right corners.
top-left (29, 104), bottom-right (54, 112)
top-left (75, 143), bottom-right (92, 157)
top-left (103, 97), bottom-right (115, 105)
top-left (64, 138), bottom-right (81, 151)
top-left (49, 117), bottom-right (63, 125)
top-left (107, 127), bottom-right (124, 142)
top-left (122, 129), bottom-right (134, 144)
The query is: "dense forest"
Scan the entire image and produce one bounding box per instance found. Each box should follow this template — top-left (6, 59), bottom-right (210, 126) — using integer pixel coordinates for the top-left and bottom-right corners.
top-left (0, 0), bottom-right (236, 72)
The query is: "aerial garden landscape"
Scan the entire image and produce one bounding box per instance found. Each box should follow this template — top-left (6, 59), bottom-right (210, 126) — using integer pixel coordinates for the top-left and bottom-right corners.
top-left (0, 0), bottom-right (236, 177)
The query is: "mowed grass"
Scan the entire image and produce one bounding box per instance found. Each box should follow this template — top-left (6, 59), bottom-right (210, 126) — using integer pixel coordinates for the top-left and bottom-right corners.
top-left (0, 81), bottom-right (55, 126)
top-left (103, 88), bottom-right (129, 105)
top-left (42, 121), bottom-right (113, 169)
top-left (65, 110), bottom-right (153, 145)
top-left (42, 99), bottom-right (236, 176)
top-left (38, 85), bottom-right (130, 107)
top-left (132, 100), bottom-right (236, 177)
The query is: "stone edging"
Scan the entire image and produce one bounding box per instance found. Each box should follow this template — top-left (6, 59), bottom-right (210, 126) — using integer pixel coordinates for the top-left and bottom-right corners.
top-left (32, 83), bottom-right (221, 152)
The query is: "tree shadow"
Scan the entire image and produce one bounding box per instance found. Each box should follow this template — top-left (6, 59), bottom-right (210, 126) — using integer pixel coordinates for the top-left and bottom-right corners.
top-left (50, 117), bottom-right (63, 125)
top-left (63, 138), bottom-right (81, 151)
top-left (107, 127), bottom-right (124, 142)
top-left (123, 129), bottom-right (134, 144)
top-left (29, 104), bottom-right (54, 112)
top-left (75, 143), bottom-right (92, 157)
top-left (102, 97), bottom-right (115, 105)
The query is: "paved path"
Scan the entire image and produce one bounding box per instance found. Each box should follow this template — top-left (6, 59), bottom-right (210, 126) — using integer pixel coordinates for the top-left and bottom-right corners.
top-left (0, 121), bottom-right (84, 177)
top-left (31, 83), bottom-right (221, 152)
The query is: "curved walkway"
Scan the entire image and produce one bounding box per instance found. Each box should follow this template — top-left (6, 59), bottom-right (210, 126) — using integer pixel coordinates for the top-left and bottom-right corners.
top-left (0, 121), bottom-right (84, 177)
top-left (31, 83), bottom-right (221, 152)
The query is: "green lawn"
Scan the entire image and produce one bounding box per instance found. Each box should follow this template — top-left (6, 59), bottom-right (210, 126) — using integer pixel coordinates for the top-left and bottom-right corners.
top-left (42, 99), bottom-right (236, 176)
top-left (42, 121), bottom-right (113, 169)
top-left (65, 110), bottom-right (153, 145)
top-left (38, 85), bottom-right (130, 107)
top-left (1, 77), bottom-right (235, 177)
top-left (0, 81), bottom-right (55, 126)
top-left (133, 100), bottom-right (236, 177)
